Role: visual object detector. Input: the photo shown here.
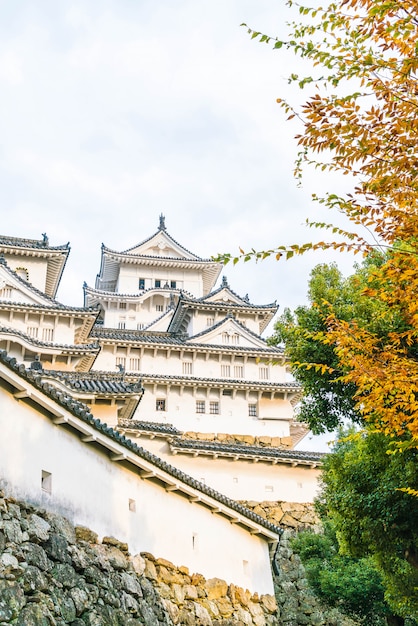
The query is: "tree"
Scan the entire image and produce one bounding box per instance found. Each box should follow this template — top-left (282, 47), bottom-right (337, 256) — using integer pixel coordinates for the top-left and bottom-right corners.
top-left (291, 524), bottom-right (390, 625)
top-left (217, 0), bottom-right (418, 445)
top-left (316, 431), bottom-right (418, 623)
top-left (268, 256), bottom-right (388, 433)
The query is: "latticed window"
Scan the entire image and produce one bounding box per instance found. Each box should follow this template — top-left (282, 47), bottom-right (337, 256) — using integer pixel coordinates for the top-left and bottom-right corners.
top-left (234, 365), bottom-right (244, 378)
top-left (119, 302), bottom-right (126, 310)
top-left (129, 358), bottom-right (141, 371)
top-left (221, 364), bottom-right (231, 377)
top-left (155, 304), bottom-right (163, 312)
top-left (207, 317), bottom-right (214, 327)
top-left (209, 401), bottom-right (219, 415)
top-left (232, 334), bottom-right (240, 345)
top-left (259, 366), bottom-right (269, 380)
top-left (196, 401), bottom-right (205, 414)
top-left (139, 278), bottom-right (145, 289)
top-left (156, 399), bottom-right (166, 411)
top-left (182, 362), bottom-right (193, 375)
top-left (116, 356), bottom-right (126, 369)
top-left (248, 403), bottom-right (257, 417)
top-left (42, 328), bottom-right (54, 342)
top-left (27, 326), bottom-right (38, 338)
top-left (118, 321), bottom-right (126, 329)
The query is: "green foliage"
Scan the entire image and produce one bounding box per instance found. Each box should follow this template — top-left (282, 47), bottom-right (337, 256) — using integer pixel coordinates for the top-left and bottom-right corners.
top-left (291, 527), bottom-right (388, 624)
top-left (268, 256), bottom-right (387, 433)
top-left (317, 431), bottom-right (418, 621)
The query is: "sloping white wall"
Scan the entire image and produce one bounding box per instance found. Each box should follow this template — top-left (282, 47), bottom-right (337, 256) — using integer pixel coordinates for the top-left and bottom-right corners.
top-left (0, 379), bottom-right (275, 595)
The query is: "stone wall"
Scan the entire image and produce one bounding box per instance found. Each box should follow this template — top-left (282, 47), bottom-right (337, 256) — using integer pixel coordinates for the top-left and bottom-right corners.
top-left (239, 501), bottom-right (320, 531)
top-left (182, 432), bottom-right (293, 448)
top-left (0, 490), bottom-right (277, 626)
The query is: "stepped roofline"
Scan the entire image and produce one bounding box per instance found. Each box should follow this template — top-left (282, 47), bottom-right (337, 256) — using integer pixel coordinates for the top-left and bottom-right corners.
top-left (0, 350), bottom-right (282, 541)
top-left (201, 275), bottom-right (277, 308)
top-left (0, 234), bottom-right (70, 298)
top-left (0, 325), bottom-right (100, 353)
top-left (188, 314), bottom-right (270, 346)
top-left (90, 325), bottom-right (285, 356)
top-left (168, 438), bottom-right (324, 468)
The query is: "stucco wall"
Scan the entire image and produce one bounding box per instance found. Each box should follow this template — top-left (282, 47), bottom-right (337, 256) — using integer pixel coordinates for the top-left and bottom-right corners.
top-left (0, 380), bottom-right (275, 595)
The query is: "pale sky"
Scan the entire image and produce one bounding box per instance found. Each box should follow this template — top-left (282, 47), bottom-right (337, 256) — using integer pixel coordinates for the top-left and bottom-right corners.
top-left (0, 0), bottom-right (356, 319)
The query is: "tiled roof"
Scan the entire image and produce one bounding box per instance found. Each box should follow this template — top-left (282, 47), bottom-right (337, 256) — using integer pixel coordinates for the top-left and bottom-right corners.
top-left (44, 370), bottom-right (144, 395)
top-left (90, 325), bottom-right (285, 355)
top-left (0, 235), bottom-right (70, 251)
top-left (0, 257), bottom-right (98, 313)
top-left (84, 283), bottom-right (195, 301)
top-left (102, 246), bottom-right (216, 265)
top-left (118, 419), bottom-right (181, 436)
top-left (0, 325), bottom-right (100, 352)
top-left (138, 371), bottom-right (300, 392)
top-left (0, 350), bottom-right (282, 538)
top-left (199, 278), bottom-right (277, 310)
top-left (121, 218), bottom-right (204, 260)
top-left (169, 438), bottom-right (324, 465)
top-left (188, 314), bottom-right (274, 345)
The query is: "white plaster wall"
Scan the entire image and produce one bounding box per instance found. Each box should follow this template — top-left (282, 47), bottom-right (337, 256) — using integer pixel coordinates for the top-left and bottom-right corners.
top-left (135, 385), bottom-right (291, 438)
top-left (0, 382), bottom-right (275, 594)
top-left (137, 438), bottom-right (321, 504)
top-left (117, 264), bottom-right (204, 298)
top-left (5, 256), bottom-right (48, 294)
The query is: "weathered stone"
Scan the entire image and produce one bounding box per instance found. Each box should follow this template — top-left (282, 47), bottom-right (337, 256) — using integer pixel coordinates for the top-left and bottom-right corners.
top-left (3, 518), bottom-right (24, 543)
top-left (216, 596), bottom-right (234, 617)
top-left (144, 558), bottom-right (158, 580)
top-left (157, 564), bottom-right (184, 584)
top-left (204, 577), bottom-right (228, 600)
top-left (51, 562), bottom-right (80, 588)
top-left (75, 526), bottom-right (98, 544)
top-left (260, 594), bottom-right (277, 614)
top-left (162, 598), bottom-right (180, 623)
top-left (22, 565), bottom-right (49, 593)
top-left (131, 553), bottom-right (146, 575)
top-left (0, 579), bottom-right (26, 621)
top-left (27, 514), bottom-right (51, 542)
top-left (69, 586), bottom-right (91, 615)
top-left (233, 605), bottom-right (253, 626)
top-left (22, 543), bottom-right (51, 571)
top-left (184, 584), bottom-right (198, 600)
top-left (120, 571), bottom-right (143, 596)
top-left (171, 582), bottom-right (185, 604)
top-left (193, 601), bottom-right (212, 625)
top-left (15, 601), bottom-right (55, 626)
top-left (46, 512), bottom-right (76, 544)
top-left (102, 535), bottom-right (129, 552)
top-left (44, 533), bottom-right (71, 563)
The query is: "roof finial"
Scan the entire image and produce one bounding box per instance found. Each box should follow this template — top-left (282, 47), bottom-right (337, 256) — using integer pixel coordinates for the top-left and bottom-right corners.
top-left (159, 214), bottom-right (166, 231)
top-left (221, 275), bottom-right (228, 288)
top-left (41, 233), bottom-right (49, 247)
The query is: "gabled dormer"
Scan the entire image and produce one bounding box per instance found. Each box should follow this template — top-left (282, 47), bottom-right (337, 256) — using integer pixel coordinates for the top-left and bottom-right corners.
top-left (187, 316), bottom-right (271, 350)
top-left (0, 234), bottom-right (70, 298)
top-left (93, 216), bottom-right (222, 299)
top-left (0, 258), bottom-right (65, 308)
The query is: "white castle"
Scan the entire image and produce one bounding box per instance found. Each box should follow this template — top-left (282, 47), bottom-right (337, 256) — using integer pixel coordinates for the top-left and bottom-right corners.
top-left (0, 218), bottom-right (322, 596)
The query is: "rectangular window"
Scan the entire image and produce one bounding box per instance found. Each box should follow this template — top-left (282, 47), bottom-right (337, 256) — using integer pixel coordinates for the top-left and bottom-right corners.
top-left (206, 317), bottom-right (214, 327)
top-left (119, 302), bottom-right (126, 310)
top-left (155, 279), bottom-right (161, 288)
top-left (196, 400), bottom-right (205, 414)
top-left (156, 399), bottom-right (166, 411)
top-left (129, 358), bottom-right (141, 371)
top-left (221, 364), bottom-right (231, 377)
top-left (116, 356), bottom-right (126, 369)
top-left (234, 365), bottom-right (244, 378)
top-left (129, 498), bottom-right (136, 512)
top-left (259, 366), bottom-right (269, 380)
top-left (1, 287), bottom-right (12, 299)
top-left (209, 401), bottom-right (219, 415)
top-left (182, 362), bottom-right (193, 375)
top-left (41, 470), bottom-right (52, 494)
top-left (222, 389), bottom-right (232, 396)
top-left (139, 278), bottom-right (145, 290)
top-left (248, 403), bottom-right (257, 417)
top-left (42, 328), bottom-right (54, 342)
top-left (118, 321), bottom-right (126, 329)
top-left (156, 304), bottom-right (163, 312)
top-left (137, 323), bottom-right (144, 330)
top-left (222, 332), bottom-right (229, 344)
top-left (27, 326), bottom-right (38, 338)
top-left (170, 280), bottom-right (176, 288)
top-left (232, 334), bottom-right (239, 345)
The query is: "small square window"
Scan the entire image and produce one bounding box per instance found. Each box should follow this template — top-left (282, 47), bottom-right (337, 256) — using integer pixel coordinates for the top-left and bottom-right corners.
top-left (170, 280), bottom-right (176, 288)
top-left (156, 399), bottom-right (166, 411)
top-left (222, 389), bottom-right (232, 396)
top-left (119, 302), bottom-right (126, 310)
top-left (155, 279), bottom-right (161, 288)
top-left (196, 400), bottom-right (205, 414)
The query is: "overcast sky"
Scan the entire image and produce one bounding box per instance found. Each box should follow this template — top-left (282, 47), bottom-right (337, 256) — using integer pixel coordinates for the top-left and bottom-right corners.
top-left (0, 0), bottom-right (356, 321)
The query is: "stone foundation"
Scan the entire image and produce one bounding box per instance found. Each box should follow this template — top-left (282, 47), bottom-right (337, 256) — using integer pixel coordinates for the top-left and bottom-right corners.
top-left (182, 432), bottom-right (293, 448)
top-left (239, 500), bottom-right (320, 530)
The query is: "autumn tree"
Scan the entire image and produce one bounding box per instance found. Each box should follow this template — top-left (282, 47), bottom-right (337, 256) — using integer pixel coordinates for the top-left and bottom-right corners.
top-left (218, 0), bottom-right (418, 444)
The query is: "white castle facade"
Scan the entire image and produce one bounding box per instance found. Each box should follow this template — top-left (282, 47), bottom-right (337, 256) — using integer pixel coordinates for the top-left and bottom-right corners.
top-left (0, 218), bottom-right (323, 595)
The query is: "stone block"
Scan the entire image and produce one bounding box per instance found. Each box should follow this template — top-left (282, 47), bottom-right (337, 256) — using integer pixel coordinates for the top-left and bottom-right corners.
top-left (204, 577), bottom-right (228, 600)
top-left (270, 437), bottom-right (282, 447)
top-left (184, 584), bottom-right (198, 600)
top-left (27, 514), bottom-right (51, 542)
top-left (260, 594), bottom-right (277, 614)
top-left (155, 556), bottom-right (175, 569)
top-left (280, 436), bottom-right (293, 447)
top-left (131, 553), bottom-right (146, 576)
top-left (193, 601), bottom-right (212, 625)
top-left (215, 596), bottom-right (234, 617)
top-left (75, 526), bottom-right (98, 544)
top-left (258, 436), bottom-right (272, 446)
top-left (102, 536), bottom-right (129, 552)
